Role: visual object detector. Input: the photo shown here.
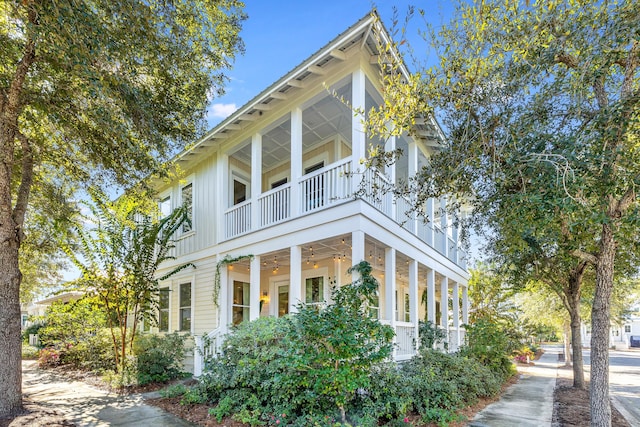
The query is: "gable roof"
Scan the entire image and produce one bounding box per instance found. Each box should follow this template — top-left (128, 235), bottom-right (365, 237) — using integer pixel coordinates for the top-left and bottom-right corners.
top-left (172, 10), bottom-right (444, 171)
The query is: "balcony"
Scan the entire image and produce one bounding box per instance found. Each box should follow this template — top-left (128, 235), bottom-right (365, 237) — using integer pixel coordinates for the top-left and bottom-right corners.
top-left (223, 157), bottom-right (467, 269)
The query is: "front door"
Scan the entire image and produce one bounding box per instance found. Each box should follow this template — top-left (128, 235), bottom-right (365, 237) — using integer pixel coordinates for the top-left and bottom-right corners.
top-left (275, 281), bottom-right (289, 317)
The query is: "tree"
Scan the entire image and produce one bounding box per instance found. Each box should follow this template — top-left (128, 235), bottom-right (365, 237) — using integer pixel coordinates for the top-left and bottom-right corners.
top-left (0, 0), bottom-right (245, 415)
top-left (66, 191), bottom-right (194, 378)
top-left (366, 2), bottom-right (639, 424)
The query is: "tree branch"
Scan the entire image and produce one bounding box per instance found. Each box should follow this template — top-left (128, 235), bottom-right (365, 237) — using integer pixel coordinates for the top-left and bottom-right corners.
top-left (12, 131), bottom-right (34, 236)
top-left (571, 249), bottom-right (598, 265)
top-left (621, 40), bottom-right (638, 100)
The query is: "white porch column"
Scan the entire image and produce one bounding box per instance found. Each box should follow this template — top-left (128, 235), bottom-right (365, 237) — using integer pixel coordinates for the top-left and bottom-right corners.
top-left (386, 135), bottom-right (397, 221)
top-left (452, 281), bottom-right (460, 350)
top-left (289, 245), bottom-right (302, 313)
top-left (249, 255), bottom-right (261, 320)
top-left (351, 69), bottom-right (366, 195)
top-left (408, 259), bottom-right (419, 352)
top-left (216, 153), bottom-right (229, 243)
top-left (426, 269), bottom-right (436, 324)
top-left (440, 275), bottom-right (449, 333)
top-left (251, 133), bottom-right (262, 229)
top-left (217, 254), bottom-right (229, 334)
top-left (351, 230), bottom-right (365, 282)
top-left (407, 142), bottom-right (418, 234)
top-left (441, 197), bottom-right (449, 256)
top-left (291, 108), bottom-right (302, 217)
top-left (385, 248), bottom-right (397, 359)
top-left (462, 284), bottom-right (469, 324)
top-left (426, 198), bottom-right (434, 247)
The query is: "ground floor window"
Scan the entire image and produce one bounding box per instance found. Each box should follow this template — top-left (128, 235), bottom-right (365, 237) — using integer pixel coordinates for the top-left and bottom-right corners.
top-left (278, 284), bottom-right (289, 317)
top-left (625, 325), bottom-right (631, 333)
top-left (305, 276), bottom-right (324, 306)
top-left (159, 287), bottom-right (170, 332)
top-left (232, 281), bottom-right (250, 325)
top-left (179, 283), bottom-right (191, 331)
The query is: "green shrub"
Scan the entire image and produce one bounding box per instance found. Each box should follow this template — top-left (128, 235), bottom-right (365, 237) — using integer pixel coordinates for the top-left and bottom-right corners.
top-left (21, 343), bottom-right (40, 360)
top-left (460, 318), bottom-right (517, 379)
top-left (160, 384), bottom-right (189, 398)
top-left (403, 349), bottom-right (501, 415)
top-left (38, 347), bottom-right (61, 368)
top-left (22, 320), bottom-right (45, 345)
top-left (418, 320), bottom-right (448, 350)
top-left (133, 332), bottom-right (188, 385)
top-left (198, 262), bottom-right (394, 426)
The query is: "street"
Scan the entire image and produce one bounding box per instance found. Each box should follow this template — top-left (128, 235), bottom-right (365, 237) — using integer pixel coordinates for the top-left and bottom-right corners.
top-left (582, 349), bottom-right (640, 425)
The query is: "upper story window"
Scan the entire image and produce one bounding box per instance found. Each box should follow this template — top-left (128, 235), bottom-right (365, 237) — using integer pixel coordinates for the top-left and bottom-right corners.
top-left (181, 183), bottom-right (193, 233)
top-left (159, 195), bottom-right (171, 218)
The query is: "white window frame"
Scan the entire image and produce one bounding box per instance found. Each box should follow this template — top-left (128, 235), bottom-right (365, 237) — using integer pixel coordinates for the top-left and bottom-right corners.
top-left (178, 280), bottom-right (194, 333)
top-left (158, 284), bottom-right (171, 333)
top-left (229, 272), bottom-right (250, 326)
top-left (159, 191), bottom-right (172, 219)
top-left (229, 169), bottom-right (251, 207)
top-left (302, 267), bottom-right (329, 307)
top-left (179, 176), bottom-right (195, 236)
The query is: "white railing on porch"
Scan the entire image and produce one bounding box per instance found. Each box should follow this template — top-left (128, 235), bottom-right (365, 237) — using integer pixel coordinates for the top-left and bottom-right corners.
top-left (259, 184), bottom-right (291, 227)
top-left (222, 156), bottom-right (467, 270)
top-left (448, 237), bottom-right (457, 263)
top-left (224, 200), bottom-right (251, 239)
top-left (395, 321), bottom-right (416, 359)
top-left (300, 158), bottom-right (352, 214)
top-left (434, 226), bottom-right (445, 254)
top-left (395, 195), bottom-right (414, 233)
top-left (193, 328), bottom-right (222, 377)
top-left (362, 168), bottom-right (393, 217)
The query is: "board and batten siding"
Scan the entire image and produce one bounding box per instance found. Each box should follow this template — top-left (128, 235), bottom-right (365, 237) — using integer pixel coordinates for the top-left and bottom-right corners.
top-left (171, 154), bottom-right (218, 257)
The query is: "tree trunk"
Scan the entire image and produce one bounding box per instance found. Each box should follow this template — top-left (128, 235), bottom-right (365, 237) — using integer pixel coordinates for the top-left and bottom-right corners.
top-left (568, 265), bottom-right (585, 389)
top-left (590, 223), bottom-right (615, 427)
top-left (0, 226), bottom-right (23, 416)
top-left (563, 321), bottom-right (571, 366)
top-left (569, 306), bottom-right (585, 389)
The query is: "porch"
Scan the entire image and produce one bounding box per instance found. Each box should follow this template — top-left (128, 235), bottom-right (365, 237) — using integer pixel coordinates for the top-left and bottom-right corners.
top-left (193, 232), bottom-right (469, 376)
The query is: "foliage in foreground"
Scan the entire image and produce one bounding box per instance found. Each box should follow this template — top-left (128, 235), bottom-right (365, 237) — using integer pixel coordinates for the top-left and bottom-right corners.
top-left (35, 298), bottom-right (188, 387)
top-left (184, 263), bottom-right (511, 426)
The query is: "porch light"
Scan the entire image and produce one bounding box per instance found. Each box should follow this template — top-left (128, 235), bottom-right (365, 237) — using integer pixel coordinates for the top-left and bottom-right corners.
top-left (228, 264), bottom-right (234, 270)
top-left (261, 291), bottom-right (270, 304)
top-left (313, 261), bottom-right (318, 269)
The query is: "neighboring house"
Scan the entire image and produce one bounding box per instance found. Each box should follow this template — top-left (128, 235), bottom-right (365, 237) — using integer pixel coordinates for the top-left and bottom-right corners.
top-left (581, 303), bottom-right (640, 349)
top-left (24, 291), bottom-right (85, 320)
top-left (152, 12), bottom-right (470, 375)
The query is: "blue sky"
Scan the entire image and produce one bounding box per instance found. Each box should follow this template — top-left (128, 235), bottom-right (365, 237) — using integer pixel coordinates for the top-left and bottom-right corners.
top-left (206, 0), bottom-right (456, 126)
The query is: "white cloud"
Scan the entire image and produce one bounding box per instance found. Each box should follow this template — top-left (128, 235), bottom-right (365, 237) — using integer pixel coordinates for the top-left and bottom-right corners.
top-left (208, 103), bottom-right (237, 119)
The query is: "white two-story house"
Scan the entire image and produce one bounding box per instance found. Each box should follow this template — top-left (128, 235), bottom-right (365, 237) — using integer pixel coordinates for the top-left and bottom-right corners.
top-left (152, 12), bottom-right (470, 375)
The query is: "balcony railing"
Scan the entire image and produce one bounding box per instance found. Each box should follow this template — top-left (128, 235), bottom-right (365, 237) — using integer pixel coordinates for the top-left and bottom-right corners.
top-left (223, 156), bottom-right (466, 269)
top-left (395, 322), bottom-right (416, 358)
top-left (259, 184), bottom-right (291, 227)
top-left (224, 200), bottom-right (251, 239)
top-left (300, 158), bottom-right (352, 214)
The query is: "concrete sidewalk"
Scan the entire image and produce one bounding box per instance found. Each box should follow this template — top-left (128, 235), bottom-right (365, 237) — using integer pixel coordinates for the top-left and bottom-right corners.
top-left (469, 346), bottom-right (561, 427)
top-left (22, 360), bottom-right (195, 427)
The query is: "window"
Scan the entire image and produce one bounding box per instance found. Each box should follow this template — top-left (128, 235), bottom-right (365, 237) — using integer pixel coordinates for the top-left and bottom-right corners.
top-left (233, 179), bottom-right (247, 205)
top-left (179, 283), bottom-right (191, 331)
top-left (159, 196), bottom-right (171, 218)
top-left (304, 162), bottom-right (325, 211)
top-left (158, 287), bottom-right (170, 332)
top-left (305, 276), bottom-right (324, 306)
top-left (404, 292), bottom-right (411, 322)
top-left (181, 183), bottom-right (193, 233)
top-left (625, 325), bottom-right (631, 333)
top-left (271, 177), bottom-right (287, 189)
top-left (232, 281), bottom-right (250, 325)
